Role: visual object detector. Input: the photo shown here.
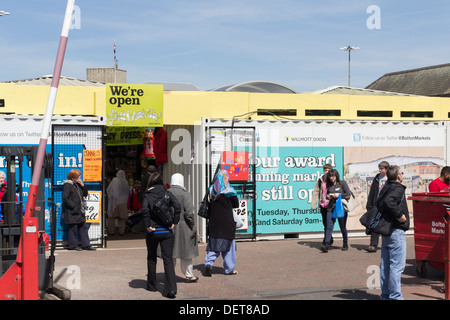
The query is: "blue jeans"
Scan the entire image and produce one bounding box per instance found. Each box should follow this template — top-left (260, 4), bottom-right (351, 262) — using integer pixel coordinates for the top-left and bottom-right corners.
top-left (324, 210), bottom-right (348, 243)
top-left (380, 228), bottom-right (406, 300)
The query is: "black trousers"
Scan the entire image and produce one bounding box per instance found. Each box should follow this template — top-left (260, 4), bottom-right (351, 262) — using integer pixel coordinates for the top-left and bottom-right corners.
top-left (67, 222), bottom-right (90, 248)
top-left (146, 231), bottom-right (176, 295)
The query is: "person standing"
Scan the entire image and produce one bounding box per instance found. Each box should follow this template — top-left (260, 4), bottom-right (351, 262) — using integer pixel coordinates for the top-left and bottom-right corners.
top-left (377, 165), bottom-right (409, 300)
top-left (169, 173), bottom-right (199, 283)
top-left (311, 164), bottom-right (333, 245)
top-left (141, 172), bottom-right (181, 298)
top-left (106, 170), bottom-right (130, 236)
top-left (320, 169), bottom-right (351, 252)
top-left (428, 166), bottom-right (450, 192)
top-left (365, 161), bottom-right (389, 253)
top-left (62, 169), bottom-right (96, 251)
top-left (204, 170), bottom-right (240, 276)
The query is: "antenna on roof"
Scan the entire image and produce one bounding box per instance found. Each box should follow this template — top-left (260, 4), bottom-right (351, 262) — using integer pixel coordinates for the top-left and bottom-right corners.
top-left (114, 39), bottom-right (118, 69)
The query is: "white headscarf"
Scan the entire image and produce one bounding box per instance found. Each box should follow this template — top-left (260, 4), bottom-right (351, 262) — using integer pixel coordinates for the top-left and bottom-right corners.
top-left (170, 173), bottom-right (185, 190)
top-left (107, 170), bottom-right (129, 217)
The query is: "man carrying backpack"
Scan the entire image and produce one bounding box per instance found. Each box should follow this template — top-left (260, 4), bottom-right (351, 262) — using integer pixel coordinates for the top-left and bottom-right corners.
top-left (141, 172), bottom-right (181, 299)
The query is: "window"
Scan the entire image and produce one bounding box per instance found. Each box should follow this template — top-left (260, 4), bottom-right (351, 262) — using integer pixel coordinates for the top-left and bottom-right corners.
top-left (401, 111), bottom-right (433, 118)
top-left (305, 109), bottom-right (341, 116)
top-left (357, 110), bottom-right (392, 117)
top-left (257, 109), bottom-right (297, 116)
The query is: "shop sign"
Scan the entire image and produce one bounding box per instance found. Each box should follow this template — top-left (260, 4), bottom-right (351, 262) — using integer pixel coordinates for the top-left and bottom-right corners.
top-left (106, 126), bottom-right (145, 146)
top-left (83, 149), bottom-right (102, 182)
top-left (106, 84), bottom-right (163, 127)
top-left (221, 151), bottom-right (249, 181)
top-left (85, 190), bottom-right (102, 223)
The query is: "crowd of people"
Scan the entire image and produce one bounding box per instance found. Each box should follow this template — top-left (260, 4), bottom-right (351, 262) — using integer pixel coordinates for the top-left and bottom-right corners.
top-left (310, 162), bottom-right (450, 300)
top-left (58, 160), bottom-right (450, 300)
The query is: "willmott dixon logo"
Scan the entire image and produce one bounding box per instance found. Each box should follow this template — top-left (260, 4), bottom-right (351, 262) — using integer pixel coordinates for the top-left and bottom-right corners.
top-left (284, 136), bottom-right (290, 142)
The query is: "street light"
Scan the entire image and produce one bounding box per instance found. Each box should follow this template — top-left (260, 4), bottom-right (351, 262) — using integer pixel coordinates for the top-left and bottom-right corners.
top-left (0, 11), bottom-right (10, 16)
top-left (339, 45), bottom-right (359, 87)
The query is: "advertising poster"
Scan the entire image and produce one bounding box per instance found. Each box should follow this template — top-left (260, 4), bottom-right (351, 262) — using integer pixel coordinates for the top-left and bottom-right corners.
top-left (229, 123), bottom-right (445, 235)
top-left (106, 84), bottom-right (164, 127)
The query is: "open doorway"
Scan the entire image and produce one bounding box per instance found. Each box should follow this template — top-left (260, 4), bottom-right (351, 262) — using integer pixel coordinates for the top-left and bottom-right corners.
top-left (105, 127), bottom-right (167, 243)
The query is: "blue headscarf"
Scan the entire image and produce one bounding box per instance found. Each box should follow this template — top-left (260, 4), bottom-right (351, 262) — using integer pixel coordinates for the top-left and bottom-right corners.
top-left (209, 170), bottom-right (237, 198)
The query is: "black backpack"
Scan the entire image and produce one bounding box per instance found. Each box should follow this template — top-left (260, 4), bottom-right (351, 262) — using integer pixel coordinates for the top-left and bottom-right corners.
top-left (152, 192), bottom-right (174, 226)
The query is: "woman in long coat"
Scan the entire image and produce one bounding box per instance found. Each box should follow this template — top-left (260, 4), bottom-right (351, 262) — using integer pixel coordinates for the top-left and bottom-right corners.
top-left (204, 170), bottom-right (239, 276)
top-left (169, 173), bottom-right (199, 282)
top-left (63, 169), bottom-right (95, 251)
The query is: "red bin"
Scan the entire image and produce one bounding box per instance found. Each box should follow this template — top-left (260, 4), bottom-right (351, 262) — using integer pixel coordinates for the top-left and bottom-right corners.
top-left (408, 192), bottom-right (450, 278)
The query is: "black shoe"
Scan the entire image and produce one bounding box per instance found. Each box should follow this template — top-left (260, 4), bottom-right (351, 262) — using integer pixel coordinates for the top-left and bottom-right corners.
top-left (320, 243), bottom-right (329, 253)
top-left (67, 247), bottom-right (82, 251)
top-left (341, 242), bottom-right (348, 251)
top-left (166, 291), bottom-right (176, 299)
top-left (365, 245), bottom-right (377, 253)
top-left (204, 265), bottom-right (212, 277)
top-left (82, 246), bottom-right (96, 251)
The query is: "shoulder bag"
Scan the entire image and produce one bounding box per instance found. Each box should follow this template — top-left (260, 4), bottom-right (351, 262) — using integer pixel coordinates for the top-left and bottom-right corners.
top-left (359, 185), bottom-right (394, 236)
top-left (198, 191), bottom-right (210, 219)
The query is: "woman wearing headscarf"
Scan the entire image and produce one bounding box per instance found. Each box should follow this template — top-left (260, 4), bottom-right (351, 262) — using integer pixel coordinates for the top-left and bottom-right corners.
top-left (204, 170), bottom-right (239, 277)
top-left (169, 173), bottom-right (199, 283)
top-left (63, 169), bottom-right (95, 251)
top-left (107, 170), bottom-right (130, 236)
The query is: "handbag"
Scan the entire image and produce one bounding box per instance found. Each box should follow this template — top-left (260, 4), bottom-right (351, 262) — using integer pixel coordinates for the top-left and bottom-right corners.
top-left (359, 206), bottom-right (394, 236)
top-left (332, 194), bottom-right (345, 219)
top-left (198, 191), bottom-right (210, 219)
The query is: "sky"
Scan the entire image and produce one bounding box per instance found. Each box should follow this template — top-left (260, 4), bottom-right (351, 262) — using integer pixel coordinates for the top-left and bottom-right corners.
top-left (0, 0), bottom-right (449, 92)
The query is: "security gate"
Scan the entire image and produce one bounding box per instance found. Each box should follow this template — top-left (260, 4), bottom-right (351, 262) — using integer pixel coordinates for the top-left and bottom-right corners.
top-left (52, 125), bottom-right (106, 248)
top-left (203, 123), bottom-right (257, 240)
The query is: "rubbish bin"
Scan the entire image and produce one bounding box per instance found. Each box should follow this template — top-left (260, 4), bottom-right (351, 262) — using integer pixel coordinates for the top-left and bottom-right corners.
top-left (408, 192), bottom-right (450, 278)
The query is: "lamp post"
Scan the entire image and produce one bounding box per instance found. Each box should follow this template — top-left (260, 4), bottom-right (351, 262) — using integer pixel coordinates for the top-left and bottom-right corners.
top-left (0, 10), bottom-right (10, 16)
top-left (339, 45), bottom-right (359, 87)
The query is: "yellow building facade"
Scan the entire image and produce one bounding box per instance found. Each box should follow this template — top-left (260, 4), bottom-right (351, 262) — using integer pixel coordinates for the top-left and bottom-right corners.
top-left (1, 82), bottom-right (450, 123)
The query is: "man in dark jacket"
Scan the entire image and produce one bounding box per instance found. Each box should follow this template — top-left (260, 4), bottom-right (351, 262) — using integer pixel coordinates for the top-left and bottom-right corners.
top-left (365, 161), bottom-right (389, 252)
top-left (376, 165), bottom-right (409, 300)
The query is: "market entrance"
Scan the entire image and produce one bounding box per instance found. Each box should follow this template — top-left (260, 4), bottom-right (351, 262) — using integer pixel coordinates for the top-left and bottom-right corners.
top-left (105, 126), bottom-right (167, 242)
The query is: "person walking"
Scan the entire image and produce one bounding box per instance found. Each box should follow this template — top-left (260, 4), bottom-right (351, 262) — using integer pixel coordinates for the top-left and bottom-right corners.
top-left (320, 169), bottom-right (351, 253)
top-left (106, 170), bottom-right (130, 236)
top-left (311, 164), bottom-right (333, 245)
top-left (365, 161), bottom-right (389, 253)
top-left (62, 169), bottom-right (96, 251)
top-left (141, 172), bottom-right (181, 298)
top-left (169, 173), bottom-right (199, 283)
top-left (204, 170), bottom-right (239, 276)
top-left (377, 165), bottom-right (409, 300)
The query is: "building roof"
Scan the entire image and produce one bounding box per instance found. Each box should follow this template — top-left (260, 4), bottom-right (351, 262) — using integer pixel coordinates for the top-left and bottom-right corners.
top-left (3, 75), bottom-right (105, 86)
top-left (301, 85), bottom-right (419, 96)
top-left (211, 81), bottom-right (297, 93)
top-left (365, 63), bottom-right (450, 97)
top-left (144, 81), bottom-right (201, 91)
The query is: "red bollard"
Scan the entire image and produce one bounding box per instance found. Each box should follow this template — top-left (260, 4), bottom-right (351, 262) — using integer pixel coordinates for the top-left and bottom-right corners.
top-left (444, 211), bottom-right (450, 300)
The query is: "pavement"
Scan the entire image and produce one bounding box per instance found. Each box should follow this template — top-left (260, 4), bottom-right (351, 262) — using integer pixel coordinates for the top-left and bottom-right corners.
top-left (49, 233), bottom-right (446, 301)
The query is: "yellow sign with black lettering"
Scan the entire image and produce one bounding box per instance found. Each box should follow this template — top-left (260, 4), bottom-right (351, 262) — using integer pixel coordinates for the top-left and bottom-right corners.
top-left (106, 84), bottom-right (163, 127)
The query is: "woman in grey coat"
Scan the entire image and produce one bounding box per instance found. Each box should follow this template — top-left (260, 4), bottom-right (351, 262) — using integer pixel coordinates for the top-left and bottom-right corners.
top-left (169, 173), bottom-right (199, 282)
